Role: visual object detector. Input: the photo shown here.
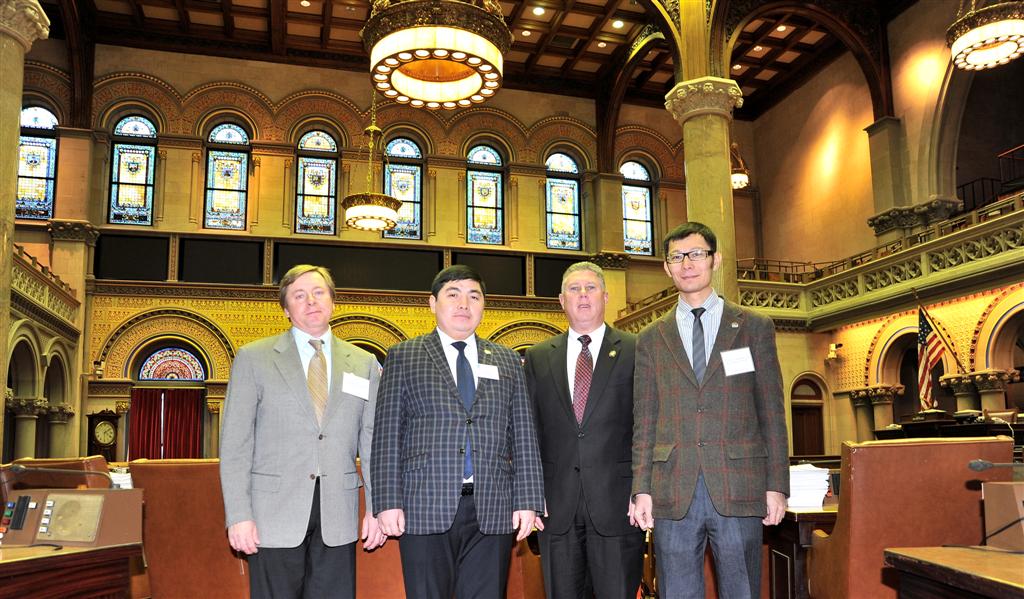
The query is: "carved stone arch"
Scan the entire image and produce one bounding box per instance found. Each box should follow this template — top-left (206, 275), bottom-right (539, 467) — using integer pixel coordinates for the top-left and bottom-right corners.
top-left (330, 314), bottom-right (407, 352)
top-left (130, 335), bottom-right (211, 380)
top-left (97, 100), bottom-right (170, 135)
top-left (98, 309), bottom-right (235, 381)
top-left (789, 370), bottom-right (830, 398)
top-left (22, 62), bottom-right (71, 123)
top-left (973, 283), bottom-right (1024, 371)
top-left (925, 61), bottom-right (974, 204)
top-left (869, 312), bottom-right (914, 385)
top-left (92, 73), bottom-right (183, 133)
top-left (376, 104), bottom-right (447, 155)
top-left (42, 350), bottom-right (69, 406)
top-left (379, 122), bottom-right (436, 156)
top-left (614, 126), bottom-right (680, 180)
top-left (276, 91), bottom-right (363, 148)
top-left (487, 320), bottom-right (564, 351)
top-left (446, 109), bottom-right (529, 160)
top-left (7, 320), bottom-right (43, 398)
top-left (41, 337), bottom-right (74, 370)
top-left (288, 117), bottom-right (348, 149)
top-left (182, 83), bottom-right (277, 140)
top-left (538, 140), bottom-right (592, 173)
top-left (529, 117), bottom-right (598, 171)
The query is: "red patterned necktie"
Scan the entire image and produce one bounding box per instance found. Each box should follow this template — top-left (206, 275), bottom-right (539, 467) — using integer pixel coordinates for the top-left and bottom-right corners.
top-left (573, 335), bottom-right (593, 425)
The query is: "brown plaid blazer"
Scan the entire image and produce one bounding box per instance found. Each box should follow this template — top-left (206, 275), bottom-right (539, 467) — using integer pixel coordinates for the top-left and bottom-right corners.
top-left (631, 300), bottom-right (789, 519)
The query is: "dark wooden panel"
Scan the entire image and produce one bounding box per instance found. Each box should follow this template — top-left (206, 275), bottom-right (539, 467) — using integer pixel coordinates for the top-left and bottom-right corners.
top-left (179, 238), bottom-right (263, 285)
top-left (274, 243), bottom-right (442, 292)
top-left (95, 235), bottom-right (168, 281)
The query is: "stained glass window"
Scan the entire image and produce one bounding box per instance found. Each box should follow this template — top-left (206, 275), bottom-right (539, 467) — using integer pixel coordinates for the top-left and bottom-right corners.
top-left (109, 115), bottom-right (158, 225)
top-left (204, 123), bottom-right (250, 230)
top-left (621, 160), bottom-right (654, 256)
top-left (383, 137), bottom-right (423, 240)
top-left (295, 130), bottom-right (338, 235)
top-left (17, 106), bottom-right (59, 220)
top-left (545, 152), bottom-right (581, 250)
top-left (467, 145), bottom-right (504, 245)
top-left (139, 347), bottom-right (206, 381)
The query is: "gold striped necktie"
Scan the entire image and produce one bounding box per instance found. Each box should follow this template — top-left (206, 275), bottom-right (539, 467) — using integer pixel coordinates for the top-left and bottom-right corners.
top-left (307, 339), bottom-right (328, 424)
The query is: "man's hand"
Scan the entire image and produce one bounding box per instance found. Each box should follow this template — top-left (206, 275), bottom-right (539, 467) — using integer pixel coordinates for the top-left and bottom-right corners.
top-left (378, 508), bottom-right (405, 537)
top-left (512, 510), bottom-right (536, 541)
top-left (228, 520), bottom-right (260, 555)
top-left (361, 511), bottom-right (386, 550)
top-left (763, 491), bottom-right (787, 526)
top-left (632, 494), bottom-right (654, 530)
top-left (627, 497), bottom-right (638, 527)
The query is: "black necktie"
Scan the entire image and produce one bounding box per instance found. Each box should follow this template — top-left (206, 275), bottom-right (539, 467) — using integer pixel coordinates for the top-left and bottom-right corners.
top-left (452, 341), bottom-right (475, 479)
top-left (692, 307), bottom-right (707, 383)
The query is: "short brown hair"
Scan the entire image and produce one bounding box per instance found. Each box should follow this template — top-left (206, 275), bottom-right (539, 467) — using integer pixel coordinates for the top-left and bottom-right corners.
top-left (279, 264), bottom-right (336, 308)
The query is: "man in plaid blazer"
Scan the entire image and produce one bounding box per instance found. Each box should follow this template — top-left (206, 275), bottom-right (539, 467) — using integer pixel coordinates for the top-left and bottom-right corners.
top-left (631, 223), bottom-right (789, 599)
top-left (372, 264), bottom-right (544, 599)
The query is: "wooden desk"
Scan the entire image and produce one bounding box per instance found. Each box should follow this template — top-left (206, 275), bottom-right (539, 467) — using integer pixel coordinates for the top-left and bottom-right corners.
top-left (0, 543), bottom-right (142, 599)
top-left (766, 503), bottom-right (838, 599)
top-left (884, 546), bottom-right (1024, 599)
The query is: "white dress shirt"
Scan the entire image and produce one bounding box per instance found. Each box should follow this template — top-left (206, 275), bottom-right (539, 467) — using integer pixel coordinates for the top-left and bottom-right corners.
top-left (675, 291), bottom-right (723, 372)
top-left (291, 327), bottom-right (333, 391)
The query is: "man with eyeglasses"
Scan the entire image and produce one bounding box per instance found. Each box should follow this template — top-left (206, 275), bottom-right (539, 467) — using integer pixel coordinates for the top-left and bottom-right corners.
top-left (524, 261), bottom-right (645, 599)
top-left (630, 223), bottom-right (789, 599)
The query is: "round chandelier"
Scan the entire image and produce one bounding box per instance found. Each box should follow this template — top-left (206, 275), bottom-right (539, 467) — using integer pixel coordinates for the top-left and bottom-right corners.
top-left (947, 1), bottom-right (1024, 70)
top-left (361, 0), bottom-right (513, 109)
top-left (341, 93), bottom-right (402, 231)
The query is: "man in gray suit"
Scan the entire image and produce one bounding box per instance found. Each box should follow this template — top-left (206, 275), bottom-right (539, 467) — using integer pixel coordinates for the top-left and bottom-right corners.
top-left (372, 264), bottom-right (545, 599)
top-left (220, 264), bottom-right (384, 598)
top-left (631, 223), bottom-right (789, 599)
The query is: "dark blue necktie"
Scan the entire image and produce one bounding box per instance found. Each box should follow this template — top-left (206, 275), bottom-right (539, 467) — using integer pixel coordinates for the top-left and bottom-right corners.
top-left (692, 307), bottom-right (707, 383)
top-left (452, 341), bottom-right (475, 479)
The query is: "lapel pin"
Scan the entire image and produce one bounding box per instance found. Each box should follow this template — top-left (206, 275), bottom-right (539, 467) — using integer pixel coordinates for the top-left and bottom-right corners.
top-left (609, 350), bottom-right (618, 358)
top-left (483, 348), bottom-right (492, 355)
top-left (731, 322), bottom-right (739, 328)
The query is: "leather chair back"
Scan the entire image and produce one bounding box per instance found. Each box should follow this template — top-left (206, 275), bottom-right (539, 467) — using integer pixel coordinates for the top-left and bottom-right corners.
top-left (1, 455), bottom-right (110, 504)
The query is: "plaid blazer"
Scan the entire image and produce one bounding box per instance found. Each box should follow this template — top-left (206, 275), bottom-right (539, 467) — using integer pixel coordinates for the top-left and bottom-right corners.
top-left (371, 331), bottom-right (544, 535)
top-left (631, 300), bottom-right (789, 519)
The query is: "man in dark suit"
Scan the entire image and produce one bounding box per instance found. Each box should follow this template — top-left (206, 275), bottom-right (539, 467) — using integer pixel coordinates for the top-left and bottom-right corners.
top-left (220, 264), bottom-right (385, 598)
top-left (525, 261), bottom-right (645, 599)
top-left (372, 264), bottom-right (545, 599)
top-left (631, 223), bottom-right (789, 599)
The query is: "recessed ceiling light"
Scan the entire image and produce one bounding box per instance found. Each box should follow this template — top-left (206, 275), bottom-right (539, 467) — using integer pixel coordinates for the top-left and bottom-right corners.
top-left (777, 25), bottom-right (787, 32)
top-left (732, 64), bottom-right (741, 70)
top-left (612, 20), bottom-right (624, 29)
top-left (532, 7), bottom-right (545, 16)
top-left (300, 0), bottom-right (310, 6)
top-left (754, 45), bottom-right (763, 52)
top-left (522, 30), bottom-right (531, 37)
top-left (597, 41), bottom-right (607, 48)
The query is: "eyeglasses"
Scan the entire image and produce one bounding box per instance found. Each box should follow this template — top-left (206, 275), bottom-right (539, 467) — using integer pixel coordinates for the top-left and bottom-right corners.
top-left (666, 248), bottom-right (712, 264)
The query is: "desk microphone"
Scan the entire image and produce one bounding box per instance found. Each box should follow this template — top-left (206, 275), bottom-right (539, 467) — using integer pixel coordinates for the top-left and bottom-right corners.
top-left (967, 459), bottom-right (1024, 472)
top-left (9, 464), bottom-right (114, 488)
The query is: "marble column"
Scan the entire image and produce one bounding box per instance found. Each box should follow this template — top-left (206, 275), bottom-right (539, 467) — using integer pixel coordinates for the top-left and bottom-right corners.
top-left (207, 401), bottom-right (221, 459)
top-left (115, 400), bottom-right (130, 461)
top-left (46, 403), bottom-right (74, 457)
top-left (867, 384), bottom-right (905, 429)
top-left (849, 389), bottom-right (875, 442)
top-left (589, 252), bottom-right (629, 321)
top-left (969, 369), bottom-right (1021, 412)
top-left (0, 0), bottom-right (49, 459)
top-left (9, 396), bottom-right (46, 458)
top-left (939, 373), bottom-right (979, 412)
top-left (664, 77), bottom-right (742, 301)
top-left (588, 172), bottom-right (626, 254)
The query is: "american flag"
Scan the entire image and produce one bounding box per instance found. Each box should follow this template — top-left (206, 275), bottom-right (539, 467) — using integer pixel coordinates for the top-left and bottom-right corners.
top-left (917, 310), bottom-right (944, 410)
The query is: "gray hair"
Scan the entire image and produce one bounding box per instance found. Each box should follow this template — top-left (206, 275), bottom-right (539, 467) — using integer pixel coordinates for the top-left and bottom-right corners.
top-left (561, 261), bottom-right (606, 292)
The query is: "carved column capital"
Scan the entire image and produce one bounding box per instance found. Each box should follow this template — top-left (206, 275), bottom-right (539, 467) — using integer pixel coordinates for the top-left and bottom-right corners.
top-left (849, 387), bottom-right (873, 408)
top-left (867, 206), bottom-right (918, 236)
top-left (207, 401), bottom-right (222, 415)
top-left (9, 397), bottom-right (47, 416)
top-left (868, 384), bottom-right (905, 405)
top-left (968, 368), bottom-right (1021, 392)
top-left (48, 219), bottom-right (100, 243)
top-left (915, 197), bottom-right (963, 225)
top-left (939, 373), bottom-right (975, 395)
top-left (0, 0), bottom-right (49, 51)
top-left (47, 403), bottom-right (75, 423)
top-left (4, 387), bottom-right (12, 403)
top-left (664, 76), bottom-right (743, 126)
top-left (115, 400), bottom-right (131, 415)
top-left (589, 252), bottom-right (630, 270)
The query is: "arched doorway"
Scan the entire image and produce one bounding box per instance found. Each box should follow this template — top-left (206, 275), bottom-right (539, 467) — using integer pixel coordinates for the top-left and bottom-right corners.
top-left (790, 377), bottom-right (825, 456)
top-left (4, 339), bottom-right (40, 462)
top-left (128, 342), bottom-right (208, 460)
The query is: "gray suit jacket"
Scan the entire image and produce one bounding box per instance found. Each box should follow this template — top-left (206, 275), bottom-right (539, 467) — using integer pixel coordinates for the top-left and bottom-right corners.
top-left (371, 331), bottom-right (544, 535)
top-left (220, 331), bottom-right (380, 548)
top-left (632, 300), bottom-right (789, 519)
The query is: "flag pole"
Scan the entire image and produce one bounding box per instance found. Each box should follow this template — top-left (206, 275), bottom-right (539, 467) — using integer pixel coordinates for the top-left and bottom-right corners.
top-left (911, 288), bottom-right (967, 374)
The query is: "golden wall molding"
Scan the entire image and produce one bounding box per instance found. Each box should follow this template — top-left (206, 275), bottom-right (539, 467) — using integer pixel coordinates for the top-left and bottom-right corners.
top-left (12, 244), bottom-right (79, 331)
top-left (22, 61), bottom-right (68, 119)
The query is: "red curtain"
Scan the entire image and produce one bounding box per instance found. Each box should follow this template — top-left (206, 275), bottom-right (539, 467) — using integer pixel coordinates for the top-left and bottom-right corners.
top-left (164, 388), bottom-right (204, 458)
top-left (129, 387), bottom-right (163, 460)
top-left (129, 387), bottom-right (205, 459)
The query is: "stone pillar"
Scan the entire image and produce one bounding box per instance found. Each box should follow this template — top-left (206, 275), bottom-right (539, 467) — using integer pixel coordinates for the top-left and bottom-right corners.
top-left (867, 384), bottom-right (905, 429)
top-left (664, 77), bottom-right (742, 301)
top-left (849, 389), bottom-right (875, 442)
top-left (46, 403), bottom-right (74, 457)
top-left (590, 252), bottom-right (629, 319)
top-left (207, 401), bottom-right (221, 459)
top-left (589, 172), bottom-right (625, 254)
top-left (0, 0), bottom-right (50, 457)
top-left (115, 400), bottom-right (130, 461)
top-left (9, 397), bottom-right (46, 458)
top-left (864, 117), bottom-right (908, 244)
top-left (969, 369), bottom-right (1021, 412)
top-left (939, 373), bottom-right (979, 412)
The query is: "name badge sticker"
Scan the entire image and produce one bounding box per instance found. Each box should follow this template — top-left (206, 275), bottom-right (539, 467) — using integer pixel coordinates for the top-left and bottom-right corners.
top-left (478, 364), bottom-right (500, 380)
top-left (721, 347), bottom-right (756, 376)
top-left (342, 372), bottom-right (371, 399)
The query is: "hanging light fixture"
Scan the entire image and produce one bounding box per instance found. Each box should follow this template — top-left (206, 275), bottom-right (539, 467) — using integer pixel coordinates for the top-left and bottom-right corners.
top-left (341, 91), bottom-right (402, 230)
top-left (730, 143), bottom-right (750, 190)
top-left (947, 1), bottom-right (1024, 70)
top-left (360, 0), bottom-right (513, 110)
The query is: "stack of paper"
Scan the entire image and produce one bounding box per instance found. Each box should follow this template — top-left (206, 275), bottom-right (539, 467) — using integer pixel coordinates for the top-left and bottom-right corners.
top-left (110, 469), bottom-right (133, 489)
top-left (789, 463), bottom-right (830, 508)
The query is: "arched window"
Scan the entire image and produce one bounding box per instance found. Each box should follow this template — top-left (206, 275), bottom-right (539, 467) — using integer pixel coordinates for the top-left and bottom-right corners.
top-left (466, 144), bottom-right (504, 245)
top-left (295, 130), bottom-right (338, 235)
top-left (17, 106), bottom-right (59, 220)
top-left (139, 347), bottom-right (206, 381)
top-left (544, 152), bottom-right (581, 250)
top-left (620, 160), bottom-right (654, 256)
top-left (204, 123), bottom-right (250, 230)
top-left (109, 115), bottom-right (158, 225)
top-left (383, 137), bottom-right (424, 240)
